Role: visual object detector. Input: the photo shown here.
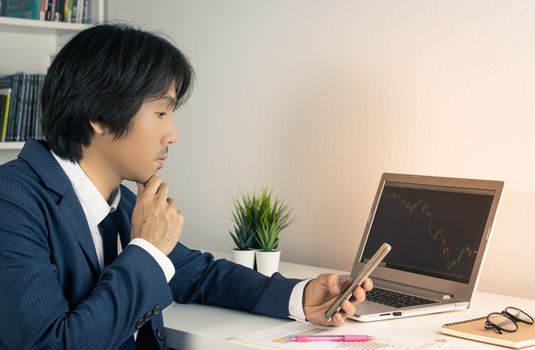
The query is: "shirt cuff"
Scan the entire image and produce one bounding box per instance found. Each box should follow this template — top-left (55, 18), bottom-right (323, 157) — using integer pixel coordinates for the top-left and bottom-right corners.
top-left (129, 238), bottom-right (175, 282)
top-left (288, 279), bottom-right (311, 322)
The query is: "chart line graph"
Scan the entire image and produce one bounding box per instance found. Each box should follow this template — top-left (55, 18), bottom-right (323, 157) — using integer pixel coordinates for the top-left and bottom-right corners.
top-left (383, 192), bottom-right (477, 270)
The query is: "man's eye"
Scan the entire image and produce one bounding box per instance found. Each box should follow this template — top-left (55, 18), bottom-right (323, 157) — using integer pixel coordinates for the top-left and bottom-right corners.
top-left (157, 112), bottom-right (167, 118)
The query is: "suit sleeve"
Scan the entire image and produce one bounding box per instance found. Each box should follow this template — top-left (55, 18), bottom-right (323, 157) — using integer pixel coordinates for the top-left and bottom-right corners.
top-left (168, 244), bottom-right (302, 318)
top-left (116, 185), bottom-right (303, 319)
top-left (0, 178), bottom-right (172, 349)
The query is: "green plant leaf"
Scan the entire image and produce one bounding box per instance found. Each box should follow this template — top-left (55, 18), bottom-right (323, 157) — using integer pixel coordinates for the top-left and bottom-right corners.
top-left (229, 187), bottom-right (296, 252)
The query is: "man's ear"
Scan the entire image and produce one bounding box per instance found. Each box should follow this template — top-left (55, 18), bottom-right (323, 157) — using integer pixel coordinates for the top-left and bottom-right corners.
top-left (89, 121), bottom-right (106, 135)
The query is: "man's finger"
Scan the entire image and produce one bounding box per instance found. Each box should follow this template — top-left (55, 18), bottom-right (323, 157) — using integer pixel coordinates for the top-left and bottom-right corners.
top-left (330, 312), bottom-right (345, 326)
top-left (340, 299), bottom-right (356, 316)
top-left (144, 176), bottom-right (162, 195)
top-left (361, 277), bottom-right (373, 291)
top-left (352, 286), bottom-right (366, 303)
top-left (156, 183), bottom-right (170, 199)
top-left (136, 182), bottom-right (146, 195)
top-left (325, 274), bottom-right (342, 296)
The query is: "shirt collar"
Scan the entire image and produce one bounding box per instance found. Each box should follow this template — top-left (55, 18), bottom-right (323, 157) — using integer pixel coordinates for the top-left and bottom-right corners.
top-left (51, 151), bottom-right (121, 227)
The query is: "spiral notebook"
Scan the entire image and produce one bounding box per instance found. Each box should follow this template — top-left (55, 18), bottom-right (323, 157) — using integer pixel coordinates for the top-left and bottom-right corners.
top-left (440, 316), bottom-right (535, 349)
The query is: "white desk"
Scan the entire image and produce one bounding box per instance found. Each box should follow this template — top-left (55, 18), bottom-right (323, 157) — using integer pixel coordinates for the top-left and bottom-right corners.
top-left (163, 253), bottom-right (535, 349)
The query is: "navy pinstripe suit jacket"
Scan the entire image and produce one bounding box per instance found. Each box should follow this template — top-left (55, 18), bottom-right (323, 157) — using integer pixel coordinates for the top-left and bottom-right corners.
top-left (0, 139), bottom-right (300, 350)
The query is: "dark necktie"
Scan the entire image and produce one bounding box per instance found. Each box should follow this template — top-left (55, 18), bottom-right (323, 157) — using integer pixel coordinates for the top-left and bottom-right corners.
top-left (99, 210), bottom-right (119, 267)
top-left (100, 210), bottom-right (138, 350)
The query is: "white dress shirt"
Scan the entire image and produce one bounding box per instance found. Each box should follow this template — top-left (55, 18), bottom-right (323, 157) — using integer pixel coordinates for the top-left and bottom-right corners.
top-left (51, 152), bottom-right (175, 281)
top-left (51, 151), bottom-right (308, 321)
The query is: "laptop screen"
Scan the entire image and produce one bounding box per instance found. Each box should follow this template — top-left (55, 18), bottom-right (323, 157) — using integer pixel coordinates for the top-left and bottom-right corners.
top-left (361, 181), bottom-right (496, 284)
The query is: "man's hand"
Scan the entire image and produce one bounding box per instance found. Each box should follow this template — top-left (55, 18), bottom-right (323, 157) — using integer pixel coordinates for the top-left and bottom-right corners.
top-left (131, 176), bottom-right (184, 255)
top-left (303, 274), bottom-right (373, 326)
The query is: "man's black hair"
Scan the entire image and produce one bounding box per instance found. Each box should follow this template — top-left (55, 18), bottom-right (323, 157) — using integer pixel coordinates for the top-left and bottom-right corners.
top-left (41, 23), bottom-right (194, 162)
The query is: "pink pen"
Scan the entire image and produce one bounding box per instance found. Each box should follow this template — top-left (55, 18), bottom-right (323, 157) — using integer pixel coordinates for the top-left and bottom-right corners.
top-left (290, 335), bottom-right (375, 342)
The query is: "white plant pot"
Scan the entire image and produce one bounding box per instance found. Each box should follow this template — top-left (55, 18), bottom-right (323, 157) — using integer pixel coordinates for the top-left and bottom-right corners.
top-left (231, 249), bottom-right (255, 269)
top-left (255, 250), bottom-right (281, 276)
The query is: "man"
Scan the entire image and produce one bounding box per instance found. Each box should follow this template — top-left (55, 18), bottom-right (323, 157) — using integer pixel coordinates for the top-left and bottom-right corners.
top-left (0, 24), bottom-right (372, 349)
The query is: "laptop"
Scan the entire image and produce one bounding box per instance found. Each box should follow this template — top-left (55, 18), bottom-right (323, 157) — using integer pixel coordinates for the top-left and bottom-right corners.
top-left (350, 173), bottom-right (503, 321)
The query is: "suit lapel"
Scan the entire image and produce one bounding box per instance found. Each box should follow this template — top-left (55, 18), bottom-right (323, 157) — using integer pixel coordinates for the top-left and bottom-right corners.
top-left (59, 190), bottom-right (101, 276)
top-left (19, 139), bottom-right (101, 277)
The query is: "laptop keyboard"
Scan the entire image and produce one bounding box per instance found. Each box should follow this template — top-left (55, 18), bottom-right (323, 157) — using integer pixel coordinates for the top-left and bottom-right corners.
top-left (367, 287), bottom-right (438, 308)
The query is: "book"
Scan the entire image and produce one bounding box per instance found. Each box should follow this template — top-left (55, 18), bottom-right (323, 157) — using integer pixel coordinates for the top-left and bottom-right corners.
top-left (0, 73), bottom-right (46, 142)
top-left (440, 316), bottom-right (535, 349)
top-left (4, 74), bottom-right (21, 141)
top-left (39, 0), bottom-right (46, 18)
top-left (0, 95), bottom-right (6, 140)
top-left (82, 0), bottom-right (87, 23)
top-left (0, 88), bottom-right (11, 142)
top-left (22, 74), bottom-right (34, 140)
top-left (34, 75), bottom-right (44, 140)
top-left (1, 0), bottom-right (90, 22)
top-left (4, 0), bottom-right (34, 19)
top-left (32, 0), bottom-right (39, 19)
top-left (63, 0), bottom-right (72, 23)
top-left (15, 73), bottom-right (29, 141)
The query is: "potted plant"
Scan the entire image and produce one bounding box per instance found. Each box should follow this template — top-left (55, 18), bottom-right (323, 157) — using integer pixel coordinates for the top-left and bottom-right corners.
top-left (229, 192), bottom-right (257, 268)
top-left (253, 189), bottom-right (296, 276)
top-left (229, 188), bottom-right (296, 274)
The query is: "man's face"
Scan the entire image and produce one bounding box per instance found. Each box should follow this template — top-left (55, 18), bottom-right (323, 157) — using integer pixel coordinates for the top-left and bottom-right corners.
top-left (88, 87), bottom-right (178, 185)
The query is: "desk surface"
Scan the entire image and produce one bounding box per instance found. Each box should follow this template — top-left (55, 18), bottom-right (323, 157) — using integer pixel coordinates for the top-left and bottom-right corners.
top-left (163, 252), bottom-right (535, 349)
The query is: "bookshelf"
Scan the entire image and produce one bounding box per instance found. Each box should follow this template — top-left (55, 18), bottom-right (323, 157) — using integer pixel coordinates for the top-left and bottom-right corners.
top-left (0, 142), bottom-right (24, 150)
top-left (0, 16), bottom-right (91, 34)
top-left (0, 0), bottom-right (105, 150)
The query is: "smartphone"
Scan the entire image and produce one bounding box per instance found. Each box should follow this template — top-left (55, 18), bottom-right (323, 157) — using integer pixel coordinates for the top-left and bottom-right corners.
top-left (324, 242), bottom-right (391, 321)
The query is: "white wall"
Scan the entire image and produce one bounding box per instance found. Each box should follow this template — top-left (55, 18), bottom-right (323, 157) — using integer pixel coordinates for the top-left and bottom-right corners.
top-left (0, 31), bottom-right (56, 75)
top-left (112, 1), bottom-right (535, 298)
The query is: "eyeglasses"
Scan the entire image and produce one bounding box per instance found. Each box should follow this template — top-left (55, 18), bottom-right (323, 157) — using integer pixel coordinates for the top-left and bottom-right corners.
top-left (485, 306), bottom-right (534, 334)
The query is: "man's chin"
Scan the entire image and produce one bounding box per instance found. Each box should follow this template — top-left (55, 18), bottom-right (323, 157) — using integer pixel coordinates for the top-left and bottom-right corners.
top-left (125, 172), bottom-right (158, 185)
